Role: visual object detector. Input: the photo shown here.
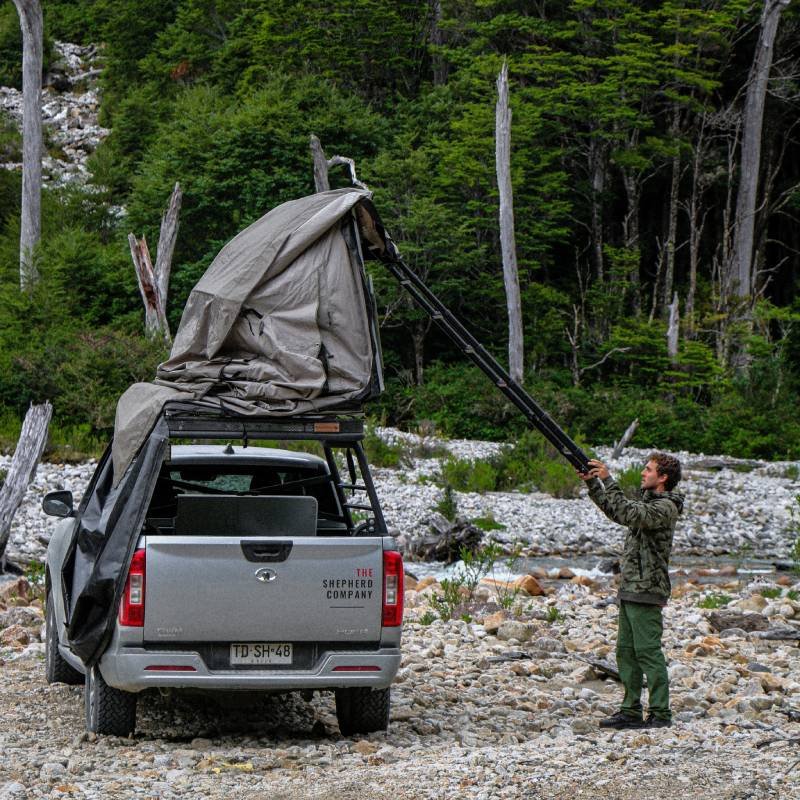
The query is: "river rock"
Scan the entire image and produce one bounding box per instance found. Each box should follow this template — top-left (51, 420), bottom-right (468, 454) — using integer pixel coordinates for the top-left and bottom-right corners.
top-left (732, 595), bottom-right (768, 613)
top-left (0, 625), bottom-right (30, 647)
top-left (496, 621), bottom-right (533, 642)
top-left (482, 611), bottom-right (507, 634)
top-left (514, 575), bottom-right (545, 596)
top-left (707, 610), bottom-right (769, 633)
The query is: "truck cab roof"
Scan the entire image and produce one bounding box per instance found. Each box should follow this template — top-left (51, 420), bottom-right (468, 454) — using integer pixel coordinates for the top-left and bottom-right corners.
top-left (167, 444), bottom-right (327, 470)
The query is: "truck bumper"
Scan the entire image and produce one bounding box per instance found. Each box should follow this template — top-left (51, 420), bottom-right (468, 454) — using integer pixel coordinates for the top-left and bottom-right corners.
top-left (99, 647), bottom-right (401, 692)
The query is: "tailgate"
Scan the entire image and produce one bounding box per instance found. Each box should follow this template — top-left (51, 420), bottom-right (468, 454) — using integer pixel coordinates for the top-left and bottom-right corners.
top-left (143, 536), bottom-right (384, 643)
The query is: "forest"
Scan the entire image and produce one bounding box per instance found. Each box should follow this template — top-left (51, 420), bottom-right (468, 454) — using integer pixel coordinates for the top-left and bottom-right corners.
top-left (0, 0), bottom-right (799, 460)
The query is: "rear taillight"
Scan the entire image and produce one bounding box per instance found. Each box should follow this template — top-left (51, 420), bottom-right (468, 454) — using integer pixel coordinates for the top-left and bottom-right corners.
top-left (119, 549), bottom-right (146, 627)
top-left (382, 550), bottom-right (404, 627)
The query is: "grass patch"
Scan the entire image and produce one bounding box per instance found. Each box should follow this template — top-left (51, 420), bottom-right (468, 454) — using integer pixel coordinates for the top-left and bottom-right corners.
top-left (759, 587), bottom-right (782, 599)
top-left (784, 465), bottom-right (799, 481)
top-left (472, 514), bottom-right (506, 532)
top-left (697, 593), bottom-right (732, 609)
top-left (546, 606), bottom-right (565, 624)
top-left (787, 589), bottom-right (799, 601)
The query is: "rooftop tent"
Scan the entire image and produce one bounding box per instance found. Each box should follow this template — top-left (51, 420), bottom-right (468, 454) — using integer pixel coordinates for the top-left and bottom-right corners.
top-left (113, 188), bottom-right (391, 483)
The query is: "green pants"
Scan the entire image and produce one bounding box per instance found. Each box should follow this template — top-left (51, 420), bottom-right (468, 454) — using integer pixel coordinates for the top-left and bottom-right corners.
top-left (616, 600), bottom-right (671, 720)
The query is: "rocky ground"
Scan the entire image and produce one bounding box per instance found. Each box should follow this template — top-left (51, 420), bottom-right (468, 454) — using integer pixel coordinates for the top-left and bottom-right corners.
top-left (2, 429), bottom-right (797, 566)
top-left (2, 568), bottom-right (800, 799)
top-left (0, 41), bottom-right (107, 187)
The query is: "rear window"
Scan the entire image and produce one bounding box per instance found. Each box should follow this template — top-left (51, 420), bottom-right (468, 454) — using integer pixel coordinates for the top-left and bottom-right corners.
top-left (148, 462), bottom-right (340, 519)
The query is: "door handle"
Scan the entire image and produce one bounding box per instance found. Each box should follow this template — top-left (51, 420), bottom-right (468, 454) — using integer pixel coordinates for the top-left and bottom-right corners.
top-left (240, 540), bottom-right (293, 562)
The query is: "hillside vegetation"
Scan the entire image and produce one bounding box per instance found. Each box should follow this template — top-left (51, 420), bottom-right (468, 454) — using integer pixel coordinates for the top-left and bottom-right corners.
top-left (1, 0), bottom-right (800, 459)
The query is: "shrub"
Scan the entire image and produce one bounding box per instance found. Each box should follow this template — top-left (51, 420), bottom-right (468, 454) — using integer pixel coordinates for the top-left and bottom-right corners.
top-left (434, 485), bottom-right (458, 521)
top-left (616, 465), bottom-right (643, 499)
top-left (363, 427), bottom-right (407, 468)
top-left (440, 457), bottom-right (497, 493)
top-left (493, 430), bottom-right (582, 498)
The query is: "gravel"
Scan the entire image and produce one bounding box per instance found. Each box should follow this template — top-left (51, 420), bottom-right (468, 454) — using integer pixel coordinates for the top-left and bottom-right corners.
top-left (2, 576), bottom-right (800, 799)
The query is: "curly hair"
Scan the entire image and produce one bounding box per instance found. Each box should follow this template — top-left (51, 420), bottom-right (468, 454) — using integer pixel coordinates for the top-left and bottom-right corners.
top-left (648, 452), bottom-right (682, 490)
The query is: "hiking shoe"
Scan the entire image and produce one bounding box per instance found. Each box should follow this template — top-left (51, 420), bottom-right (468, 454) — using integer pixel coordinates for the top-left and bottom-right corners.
top-left (645, 714), bottom-right (672, 728)
top-left (599, 711), bottom-right (645, 729)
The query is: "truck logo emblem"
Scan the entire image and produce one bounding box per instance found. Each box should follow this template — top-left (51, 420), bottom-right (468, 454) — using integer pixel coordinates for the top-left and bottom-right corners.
top-left (254, 568), bottom-right (278, 583)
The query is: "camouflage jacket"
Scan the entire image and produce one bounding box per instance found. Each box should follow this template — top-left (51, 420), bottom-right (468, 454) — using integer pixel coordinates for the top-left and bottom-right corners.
top-left (588, 476), bottom-right (684, 605)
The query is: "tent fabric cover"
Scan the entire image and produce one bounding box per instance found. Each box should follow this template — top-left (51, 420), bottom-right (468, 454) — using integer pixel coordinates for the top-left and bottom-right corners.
top-left (113, 188), bottom-right (383, 483)
top-left (62, 420), bottom-right (169, 664)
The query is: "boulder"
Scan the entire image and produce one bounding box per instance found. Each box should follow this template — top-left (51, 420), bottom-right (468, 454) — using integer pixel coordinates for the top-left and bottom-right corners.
top-left (707, 610), bottom-right (768, 633)
top-left (482, 611), bottom-right (507, 635)
top-left (732, 594), bottom-right (768, 613)
top-left (495, 621), bottom-right (533, 643)
top-left (513, 575), bottom-right (545, 597)
top-left (403, 573), bottom-right (418, 591)
top-left (0, 624), bottom-right (30, 647)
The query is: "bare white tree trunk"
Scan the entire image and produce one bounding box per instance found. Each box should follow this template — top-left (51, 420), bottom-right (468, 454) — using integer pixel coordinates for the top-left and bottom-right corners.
top-left (612, 418), bottom-right (639, 459)
top-left (309, 134), bottom-right (368, 193)
top-left (0, 401), bottom-right (52, 566)
top-left (12, 0), bottom-right (43, 291)
top-left (667, 292), bottom-right (680, 364)
top-left (662, 151), bottom-right (681, 316)
top-left (495, 61), bottom-right (524, 384)
top-left (730, 0), bottom-right (791, 300)
top-left (155, 182), bottom-right (182, 306)
top-left (310, 134), bottom-right (330, 192)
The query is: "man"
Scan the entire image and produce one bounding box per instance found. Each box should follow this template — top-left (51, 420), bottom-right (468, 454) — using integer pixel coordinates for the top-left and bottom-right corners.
top-left (579, 453), bottom-right (684, 729)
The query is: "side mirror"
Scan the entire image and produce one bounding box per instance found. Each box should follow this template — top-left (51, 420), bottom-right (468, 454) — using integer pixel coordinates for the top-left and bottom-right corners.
top-left (42, 490), bottom-right (74, 518)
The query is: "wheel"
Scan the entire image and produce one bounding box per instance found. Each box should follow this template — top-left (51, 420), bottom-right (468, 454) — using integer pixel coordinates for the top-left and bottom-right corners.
top-left (45, 590), bottom-right (83, 685)
top-left (85, 664), bottom-right (137, 736)
top-left (335, 686), bottom-right (390, 736)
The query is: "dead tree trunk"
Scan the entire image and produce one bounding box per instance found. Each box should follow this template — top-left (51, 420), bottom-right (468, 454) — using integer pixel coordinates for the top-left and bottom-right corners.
top-left (128, 183), bottom-right (181, 345)
top-left (12, 0), bottom-right (43, 291)
top-left (730, 0), bottom-right (791, 302)
top-left (310, 134), bottom-right (330, 193)
top-left (309, 135), bottom-right (368, 193)
top-left (612, 418), bottom-right (639, 458)
top-left (620, 168), bottom-right (641, 314)
top-left (495, 61), bottom-right (524, 384)
top-left (0, 401), bottom-right (52, 568)
top-left (667, 292), bottom-right (680, 365)
top-left (155, 182), bottom-right (182, 308)
top-left (662, 151), bottom-right (681, 317)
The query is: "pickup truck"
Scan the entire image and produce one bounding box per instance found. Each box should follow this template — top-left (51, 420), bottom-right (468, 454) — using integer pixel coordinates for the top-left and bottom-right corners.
top-left (43, 427), bottom-right (403, 738)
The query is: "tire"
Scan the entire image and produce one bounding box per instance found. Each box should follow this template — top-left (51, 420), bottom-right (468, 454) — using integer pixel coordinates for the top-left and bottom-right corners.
top-left (85, 664), bottom-right (137, 736)
top-left (45, 590), bottom-right (83, 685)
top-left (335, 686), bottom-right (391, 736)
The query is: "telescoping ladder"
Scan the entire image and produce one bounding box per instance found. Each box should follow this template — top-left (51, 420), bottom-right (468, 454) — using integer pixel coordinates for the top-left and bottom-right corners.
top-left (381, 256), bottom-right (592, 474)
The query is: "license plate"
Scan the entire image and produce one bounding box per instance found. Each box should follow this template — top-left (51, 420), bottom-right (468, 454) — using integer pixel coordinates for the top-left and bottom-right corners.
top-left (230, 643), bottom-right (293, 665)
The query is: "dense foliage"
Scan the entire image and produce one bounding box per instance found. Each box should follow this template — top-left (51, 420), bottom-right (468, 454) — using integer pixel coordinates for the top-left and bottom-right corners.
top-left (1, 0), bottom-right (800, 459)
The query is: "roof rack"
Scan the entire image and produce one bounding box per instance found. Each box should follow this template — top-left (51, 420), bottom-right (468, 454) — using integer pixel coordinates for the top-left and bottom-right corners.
top-left (163, 406), bottom-right (365, 442)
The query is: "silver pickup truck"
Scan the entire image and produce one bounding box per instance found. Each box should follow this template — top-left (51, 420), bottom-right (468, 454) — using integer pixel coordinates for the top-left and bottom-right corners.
top-left (44, 425), bottom-right (403, 738)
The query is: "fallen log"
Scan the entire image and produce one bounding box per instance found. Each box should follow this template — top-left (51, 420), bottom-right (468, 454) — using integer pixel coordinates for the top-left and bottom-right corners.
top-left (406, 513), bottom-right (483, 564)
top-left (0, 401), bottom-right (52, 569)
